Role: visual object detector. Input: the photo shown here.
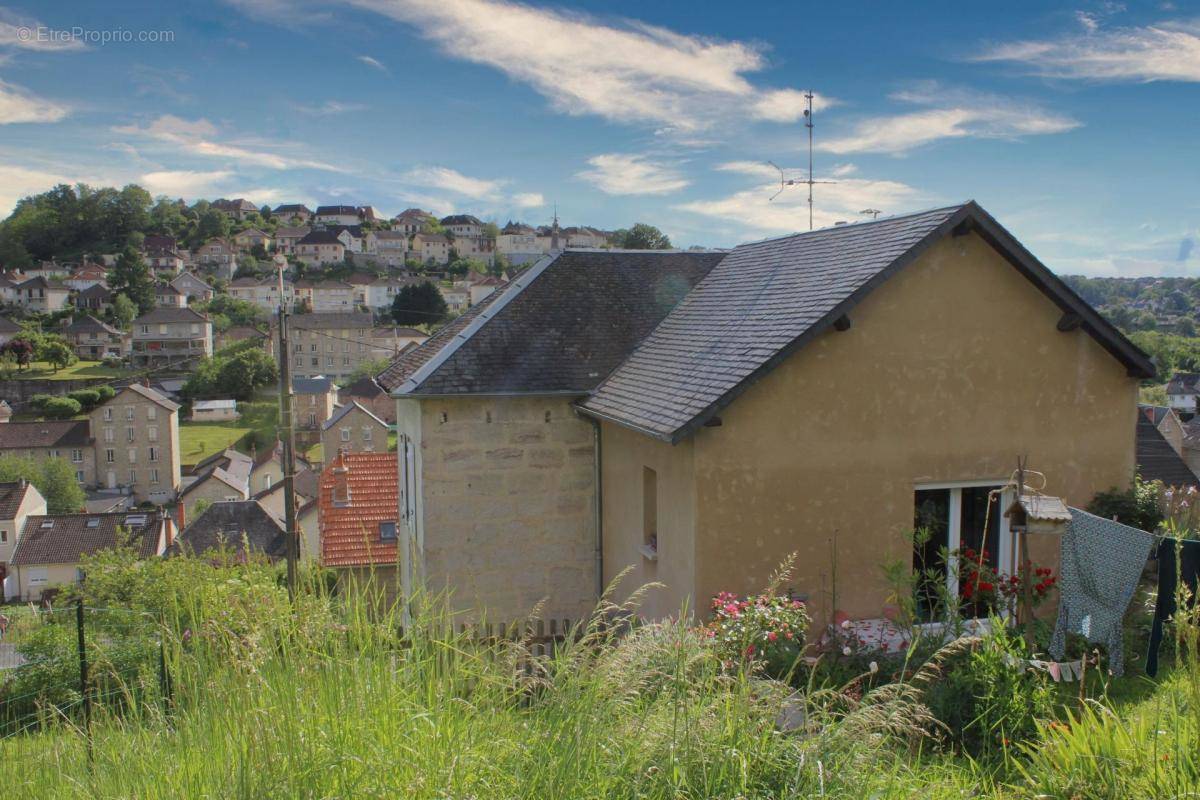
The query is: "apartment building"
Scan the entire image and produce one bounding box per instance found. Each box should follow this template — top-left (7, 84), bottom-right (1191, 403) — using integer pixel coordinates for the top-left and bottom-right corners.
top-left (89, 384), bottom-right (181, 503)
top-left (131, 307), bottom-right (213, 368)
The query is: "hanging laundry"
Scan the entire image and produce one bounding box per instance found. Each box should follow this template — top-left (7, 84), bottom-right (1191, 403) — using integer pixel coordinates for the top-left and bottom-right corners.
top-left (1049, 508), bottom-right (1155, 676)
top-left (1146, 538), bottom-right (1200, 677)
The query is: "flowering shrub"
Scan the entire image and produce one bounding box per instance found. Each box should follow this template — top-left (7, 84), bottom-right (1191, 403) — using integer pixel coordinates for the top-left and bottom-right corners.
top-left (1159, 484), bottom-right (1200, 540)
top-left (706, 591), bottom-right (810, 679)
top-left (956, 547), bottom-right (1058, 614)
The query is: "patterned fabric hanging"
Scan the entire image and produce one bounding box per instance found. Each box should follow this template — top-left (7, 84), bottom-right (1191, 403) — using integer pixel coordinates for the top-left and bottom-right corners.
top-left (1049, 508), bottom-right (1154, 676)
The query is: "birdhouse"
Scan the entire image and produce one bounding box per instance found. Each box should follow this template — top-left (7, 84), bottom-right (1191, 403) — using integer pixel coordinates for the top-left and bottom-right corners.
top-left (1005, 494), bottom-right (1072, 536)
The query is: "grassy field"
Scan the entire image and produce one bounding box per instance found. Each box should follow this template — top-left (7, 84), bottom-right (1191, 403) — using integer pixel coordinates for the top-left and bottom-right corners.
top-left (177, 421), bottom-right (255, 464)
top-left (5, 360), bottom-right (133, 381)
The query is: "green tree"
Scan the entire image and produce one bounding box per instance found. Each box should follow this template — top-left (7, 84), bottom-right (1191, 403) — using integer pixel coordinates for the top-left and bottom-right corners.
top-left (194, 208), bottom-right (231, 245)
top-left (42, 340), bottom-right (75, 372)
top-left (346, 357), bottom-right (393, 383)
top-left (183, 347), bottom-right (279, 401)
top-left (109, 246), bottom-right (156, 314)
top-left (391, 282), bottom-right (447, 325)
top-left (109, 293), bottom-right (138, 329)
top-left (613, 223), bottom-right (671, 250)
top-left (0, 455), bottom-right (86, 513)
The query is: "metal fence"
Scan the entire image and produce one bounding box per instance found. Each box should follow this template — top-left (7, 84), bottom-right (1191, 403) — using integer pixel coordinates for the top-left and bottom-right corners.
top-left (0, 600), bottom-right (171, 739)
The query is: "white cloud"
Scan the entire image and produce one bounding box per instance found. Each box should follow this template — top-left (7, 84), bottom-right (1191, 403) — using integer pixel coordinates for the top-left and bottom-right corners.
top-left (0, 78), bottom-right (68, 123)
top-left (511, 191), bottom-right (544, 208)
top-left (401, 165), bottom-right (505, 198)
top-left (292, 100), bottom-right (367, 115)
top-left (0, 163), bottom-right (83, 215)
top-left (577, 153), bottom-right (689, 195)
top-left (357, 54), bottom-right (388, 73)
top-left (115, 115), bottom-right (343, 171)
top-left (676, 163), bottom-right (920, 234)
top-left (975, 18), bottom-right (1200, 82)
top-left (341, 0), bottom-right (824, 134)
top-left (821, 85), bottom-right (1079, 155)
top-left (0, 7), bottom-right (86, 51)
top-left (140, 169), bottom-right (234, 197)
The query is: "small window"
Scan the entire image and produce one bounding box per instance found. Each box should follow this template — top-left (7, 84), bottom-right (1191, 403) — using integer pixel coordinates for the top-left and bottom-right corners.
top-left (148, 427), bottom-right (158, 442)
top-left (104, 428), bottom-right (114, 443)
top-left (85, 518), bottom-right (100, 528)
top-left (105, 449), bottom-right (115, 463)
top-left (640, 467), bottom-right (658, 562)
top-left (150, 468), bottom-right (159, 485)
top-left (127, 427), bottom-right (135, 442)
top-left (0, 529), bottom-right (7, 543)
top-left (125, 406), bottom-right (134, 421)
top-left (362, 426), bottom-right (373, 441)
top-left (128, 469), bottom-right (137, 484)
top-left (147, 407), bottom-right (157, 421)
top-left (40, 520), bottom-right (54, 529)
top-left (103, 407), bottom-right (113, 421)
top-left (75, 470), bottom-right (84, 482)
top-left (128, 448), bottom-right (137, 463)
top-left (71, 449), bottom-right (82, 462)
top-left (379, 521), bottom-right (397, 541)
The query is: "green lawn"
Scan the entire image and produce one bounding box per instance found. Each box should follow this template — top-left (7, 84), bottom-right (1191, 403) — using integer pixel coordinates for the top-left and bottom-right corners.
top-left (6, 360), bottom-right (133, 381)
top-left (304, 442), bottom-right (323, 464)
top-left (178, 421), bottom-right (255, 465)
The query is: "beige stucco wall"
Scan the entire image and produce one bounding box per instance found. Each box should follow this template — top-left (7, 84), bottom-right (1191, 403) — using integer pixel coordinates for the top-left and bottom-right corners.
top-left (600, 422), bottom-right (696, 621)
top-left (402, 395), bottom-right (597, 624)
top-left (604, 231), bottom-right (1138, 626)
top-left (181, 476), bottom-right (247, 527)
top-left (16, 562), bottom-right (79, 602)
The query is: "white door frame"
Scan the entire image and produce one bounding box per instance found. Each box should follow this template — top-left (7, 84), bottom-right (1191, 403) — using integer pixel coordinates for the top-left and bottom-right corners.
top-left (915, 479), bottom-right (1015, 604)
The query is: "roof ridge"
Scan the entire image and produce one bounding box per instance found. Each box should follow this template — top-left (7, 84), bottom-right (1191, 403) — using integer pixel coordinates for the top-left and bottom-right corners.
top-left (731, 202), bottom-right (972, 249)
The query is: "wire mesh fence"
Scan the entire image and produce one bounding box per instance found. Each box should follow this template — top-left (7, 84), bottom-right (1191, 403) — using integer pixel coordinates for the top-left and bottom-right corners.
top-left (0, 601), bottom-right (171, 739)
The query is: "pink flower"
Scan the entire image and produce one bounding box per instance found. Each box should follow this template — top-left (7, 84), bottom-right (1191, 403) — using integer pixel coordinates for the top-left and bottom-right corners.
top-left (767, 631), bottom-right (778, 642)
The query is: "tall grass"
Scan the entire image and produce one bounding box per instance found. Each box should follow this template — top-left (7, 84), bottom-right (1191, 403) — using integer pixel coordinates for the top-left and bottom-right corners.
top-left (0, 568), bottom-right (995, 799)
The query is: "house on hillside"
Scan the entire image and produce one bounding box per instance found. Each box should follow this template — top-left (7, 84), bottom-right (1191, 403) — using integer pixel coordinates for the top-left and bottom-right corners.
top-left (195, 239), bottom-right (237, 279)
top-left (73, 283), bottom-right (113, 314)
top-left (155, 282), bottom-right (187, 308)
top-left (146, 248), bottom-right (185, 278)
top-left (340, 374), bottom-right (395, 423)
top-left (295, 231), bottom-right (346, 266)
top-left (318, 450), bottom-right (399, 594)
top-left (321, 401), bottom-right (388, 457)
top-left (273, 226), bottom-right (310, 255)
top-left (279, 311), bottom-right (386, 382)
top-left (377, 202), bottom-right (1153, 626)
top-left (1136, 408), bottom-right (1200, 490)
top-left (63, 314), bottom-right (129, 360)
top-left (0, 420), bottom-right (94, 486)
top-left (131, 307), bottom-right (213, 367)
top-left (90, 383), bottom-right (181, 503)
top-left (1167, 372), bottom-right (1199, 416)
top-left (0, 480), bottom-right (47, 600)
top-left (15, 276), bottom-right (71, 312)
top-left (273, 204), bottom-right (312, 225)
top-left (171, 272), bottom-right (215, 304)
top-left (173, 500), bottom-right (287, 561)
top-left (233, 228), bottom-right (272, 252)
top-left (191, 399), bottom-right (238, 422)
top-left (179, 449), bottom-right (251, 525)
top-left (294, 375), bottom-right (338, 435)
top-left (212, 198), bottom-right (257, 220)
top-left (10, 510), bottom-right (174, 601)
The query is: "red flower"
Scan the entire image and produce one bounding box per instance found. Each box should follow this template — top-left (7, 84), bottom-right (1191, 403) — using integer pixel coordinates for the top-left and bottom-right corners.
top-left (978, 581), bottom-right (994, 592)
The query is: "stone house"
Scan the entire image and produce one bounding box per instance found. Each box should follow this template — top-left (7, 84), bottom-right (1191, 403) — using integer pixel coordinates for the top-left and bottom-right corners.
top-left (233, 228), bottom-right (272, 252)
top-left (273, 204), bottom-right (312, 225)
top-left (15, 276), bottom-right (71, 312)
top-left (211, 198), bottom-right (257, 220)
top-left (293, 376), bottom-right (338, 434)
top-left (155, 282), bottom-right (187, 308)
top-left (339, 375), bottom-right (396, 423)
top-left (146, 248), bottom-right (185, 278)
top-left (0, 480), bottom-right (47, 600)
top-left (74, 284), bottom-right (113, 314)
top-left (377, 202), bottom-right (1152, 628)
top-left (393, 209), bottom-right (433, 236)
top-left (179, 449), bottom-right (252, 525)
top-left (195, 240), bottom-right (237, 279)
top-left (314, 205), bottom-right (369, 226)
top-left (10, 510), bottom-right (174, 602)
top-left (273, 226), bottom-right (310, 255)
top-left (280, 312), bottom-right (387, 382)
top-left (413, 233), bottom-right (450, 265)
top-left (131, 307), bottom-right (213, 368)
top-left (321, 401), bottom-right (388, 457)
top-left (1166, 372), bottom-right (1199, 416)
top-left (170, 272), bottom-right (215, 304)
top-left (63, 314), bottom-right (129, 360)
top-left (90, 384), bottom-right (182, 503)
top-left (0, 421), bottom-right (95, 486)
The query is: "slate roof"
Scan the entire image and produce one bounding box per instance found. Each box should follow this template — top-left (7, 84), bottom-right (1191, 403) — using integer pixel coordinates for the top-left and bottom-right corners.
top-left (321, 400), bottom-right (387, 431)
top-left (1136, 411), bottom-right (1200, 490)
top-left (582, 202), bottom-right (1155, 442)
top-left (340, 374), bottom-right (385, 399)
top-left (1167, 372), bottom-right (1200, 395)
top-left (319, 451), bottom-right (398, 567)
top-left (117, 383), bottom-right (181, 411)
top-left (298, 230), bottom-right (344, 246)
top-left (133, 306), bottom-right (209, 325)
top-left (381, 250), bottom-right (723, 395)
top-left (293, 375), bottom-right (335, 394)
top-left (441, 214), bottom-right (483, 227)
top-left (273, 204), bottom-right (312, 215)
top-left (288, 311), bottom-right (373, 330)
top-left (75, 284), bottom-right (112, 302)
top-left (173, 500), bottom-right (287, 560)
top-left (0, 420), bottom-right (91, 450)
top-left (316, 205), bottom-right (360, 216)
top-left (64, 315), bottom-right (122, 336)
top-left (0, 481), bottom-right (38, 521)
top-left (11, 511), bottom-right (165, 565)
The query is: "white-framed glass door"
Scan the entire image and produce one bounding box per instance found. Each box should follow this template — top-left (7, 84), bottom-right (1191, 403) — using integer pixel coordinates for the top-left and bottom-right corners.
top-left (913, 480), bottom-right (1015, 620)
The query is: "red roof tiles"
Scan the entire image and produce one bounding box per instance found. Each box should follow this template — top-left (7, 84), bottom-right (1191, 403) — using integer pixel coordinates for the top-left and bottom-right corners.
top-left (318, 450), bottom-right (398, 567)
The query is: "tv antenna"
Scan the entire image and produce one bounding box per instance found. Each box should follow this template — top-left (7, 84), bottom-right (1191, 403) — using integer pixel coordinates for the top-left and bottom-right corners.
top-left (859, 208), bottom-right (883, 220)
top-left (766, 90), bottom-right (834, 231)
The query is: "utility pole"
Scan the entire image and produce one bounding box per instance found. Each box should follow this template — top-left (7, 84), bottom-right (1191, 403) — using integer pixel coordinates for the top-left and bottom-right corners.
top-left (276, 262), bottom-right (300, 600)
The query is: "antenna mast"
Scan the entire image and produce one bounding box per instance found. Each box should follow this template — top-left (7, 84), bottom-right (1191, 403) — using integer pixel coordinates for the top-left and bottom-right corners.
top-left (805, 90), bottom-right (815, 231)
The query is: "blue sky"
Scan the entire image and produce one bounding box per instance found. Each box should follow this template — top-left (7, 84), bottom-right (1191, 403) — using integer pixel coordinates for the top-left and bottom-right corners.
top-left (0, 0), bottom-right (1197, 276)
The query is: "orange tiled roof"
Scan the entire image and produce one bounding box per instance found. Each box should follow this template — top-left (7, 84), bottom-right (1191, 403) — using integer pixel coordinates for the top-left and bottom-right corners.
top-left (318, 450), bottom-right (398, 567)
